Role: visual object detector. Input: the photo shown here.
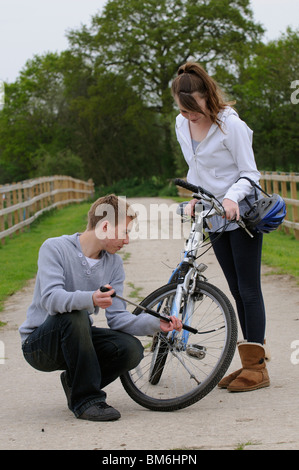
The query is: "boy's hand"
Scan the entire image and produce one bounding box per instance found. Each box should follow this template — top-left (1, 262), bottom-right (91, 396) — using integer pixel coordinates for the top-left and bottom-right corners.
top-left (93, 284), bottom-right (115, 309)
top-left (160, 316), bottom-right (182, 333)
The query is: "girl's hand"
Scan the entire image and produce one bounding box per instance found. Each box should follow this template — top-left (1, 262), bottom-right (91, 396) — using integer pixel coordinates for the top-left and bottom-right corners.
top-left (222, 198), bottom-right (240, 221)
top-left (184, 198), bottom-right (198, 217)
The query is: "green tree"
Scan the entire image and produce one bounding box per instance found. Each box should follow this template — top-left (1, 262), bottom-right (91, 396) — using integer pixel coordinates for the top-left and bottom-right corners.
top-left (67, 0), bottom-right (264, 175)
top-left (232, 28), bottom-right (299, 171)
top-left (0, 0), bottom-right (266, 185)
top-left (67, 69), bottom-right (168, 185)
top-left (0, 50), bottom-right (167, 185)
top-left (68, 0), bottom-right (263, 113)
top-left (0, 53), bottom-right (77, 183)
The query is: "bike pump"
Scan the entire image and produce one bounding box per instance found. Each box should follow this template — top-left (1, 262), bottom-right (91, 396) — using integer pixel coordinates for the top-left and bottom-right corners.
top-left (100, 286), bottom-right (198, 334)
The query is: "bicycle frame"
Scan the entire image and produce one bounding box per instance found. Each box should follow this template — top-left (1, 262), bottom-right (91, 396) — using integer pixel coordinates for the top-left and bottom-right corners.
top-left (166, 204), bottom-right (218, 348)
top-left (156, 179), bottom-right (253, 347)
top-left (166, 178), bottom-right (250, 348)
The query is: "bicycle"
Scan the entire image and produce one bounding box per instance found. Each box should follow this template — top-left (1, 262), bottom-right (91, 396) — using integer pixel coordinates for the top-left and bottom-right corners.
top-left (120, 179), bottom-right (252, 412)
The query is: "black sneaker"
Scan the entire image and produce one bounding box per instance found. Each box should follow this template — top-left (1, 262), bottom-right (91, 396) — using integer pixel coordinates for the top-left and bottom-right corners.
top-left (78, 402), bottom-right (121, 422)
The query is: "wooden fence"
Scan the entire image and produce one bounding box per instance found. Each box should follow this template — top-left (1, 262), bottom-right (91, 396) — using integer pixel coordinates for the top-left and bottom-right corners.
top-left (259, 171), bottom-right (299, 239)
top-left (0, 175), bottom-right (94, 244)
top-left (177, 171), bottom-right (299, 240)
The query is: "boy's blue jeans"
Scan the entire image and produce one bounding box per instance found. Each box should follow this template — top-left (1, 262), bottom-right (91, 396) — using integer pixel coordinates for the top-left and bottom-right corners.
top-left (22, 310), bottom-right (144, 417)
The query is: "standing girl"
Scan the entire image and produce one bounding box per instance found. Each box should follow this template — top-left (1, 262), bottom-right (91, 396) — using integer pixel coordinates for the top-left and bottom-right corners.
top-left (171, 62), bottom-right (270, 392)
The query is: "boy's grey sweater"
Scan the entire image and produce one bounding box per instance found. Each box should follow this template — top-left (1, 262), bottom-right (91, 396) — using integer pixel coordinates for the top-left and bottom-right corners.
top-left (19, 233), bottom-right (160, 343)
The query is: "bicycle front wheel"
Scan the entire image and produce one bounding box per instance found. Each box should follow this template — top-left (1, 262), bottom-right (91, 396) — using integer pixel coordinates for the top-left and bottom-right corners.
top-left (120, 281), bottom-right (237, 411)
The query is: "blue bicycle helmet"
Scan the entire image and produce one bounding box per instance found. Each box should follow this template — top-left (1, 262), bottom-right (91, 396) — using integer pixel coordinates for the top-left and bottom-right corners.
top-left (243, 193), bottom-right (287, 234)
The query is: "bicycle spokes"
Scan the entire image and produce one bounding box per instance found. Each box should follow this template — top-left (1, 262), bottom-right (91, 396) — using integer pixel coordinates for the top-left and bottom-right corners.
top-left (120, 281), bottom-right (237, 411)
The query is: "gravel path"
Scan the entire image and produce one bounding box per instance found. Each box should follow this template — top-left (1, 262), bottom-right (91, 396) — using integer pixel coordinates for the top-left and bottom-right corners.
top-left (0, 198), bottom-right (298, 450)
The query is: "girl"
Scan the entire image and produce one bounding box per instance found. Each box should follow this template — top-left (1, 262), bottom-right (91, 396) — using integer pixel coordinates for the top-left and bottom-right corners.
top-left (171, 62), bottom-right (270, 392)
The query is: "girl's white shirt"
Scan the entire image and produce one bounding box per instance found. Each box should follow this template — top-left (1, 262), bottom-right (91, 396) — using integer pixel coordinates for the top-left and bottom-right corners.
top-left (175, 106), bottom-right (260, 203)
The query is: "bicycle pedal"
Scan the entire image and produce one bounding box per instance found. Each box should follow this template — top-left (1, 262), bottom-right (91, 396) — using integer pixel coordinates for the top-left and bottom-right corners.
top-left (186, 344), bottom-right (206, 359)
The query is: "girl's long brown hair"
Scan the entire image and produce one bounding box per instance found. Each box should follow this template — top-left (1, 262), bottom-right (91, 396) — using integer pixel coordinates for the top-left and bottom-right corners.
top-left (171, 62), bottom-right (235, 129)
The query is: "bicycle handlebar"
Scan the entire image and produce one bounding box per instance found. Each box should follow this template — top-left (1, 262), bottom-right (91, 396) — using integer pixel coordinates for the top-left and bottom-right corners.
top-left (174, 178), bottom-right (215, 200)
top-left (174, 178), bottom-right (254, 237)
top-left (174, 178), bottom-right (224, 217)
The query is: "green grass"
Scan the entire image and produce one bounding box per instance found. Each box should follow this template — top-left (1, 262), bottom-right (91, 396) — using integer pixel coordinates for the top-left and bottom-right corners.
top-left (261, 229), bottom-right (299, 281)
top-left (0, 202), bottom-right (91, 312)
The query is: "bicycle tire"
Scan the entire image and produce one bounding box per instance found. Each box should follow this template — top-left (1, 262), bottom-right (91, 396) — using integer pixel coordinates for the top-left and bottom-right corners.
top-left (120, 281), bottom-right (237, 411)
top-left (148, 332), bottom-right (168, 385)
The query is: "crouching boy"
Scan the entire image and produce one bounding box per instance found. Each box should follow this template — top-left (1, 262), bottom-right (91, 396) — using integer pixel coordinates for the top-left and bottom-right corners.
top-left (19, 195), bottom-right (182, 421)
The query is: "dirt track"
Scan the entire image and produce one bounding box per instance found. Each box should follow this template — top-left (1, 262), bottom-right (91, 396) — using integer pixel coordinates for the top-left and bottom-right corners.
top-left (0, 198), bottom-right (298, 450)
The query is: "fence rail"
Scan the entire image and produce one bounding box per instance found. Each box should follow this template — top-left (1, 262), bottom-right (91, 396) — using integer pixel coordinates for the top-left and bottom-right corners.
top-left (259, 171), bottom-right (299, 239)
top-left (0, 175), bottom-right (94, 244)
top-left (177, 171), bottom-right (299, 240)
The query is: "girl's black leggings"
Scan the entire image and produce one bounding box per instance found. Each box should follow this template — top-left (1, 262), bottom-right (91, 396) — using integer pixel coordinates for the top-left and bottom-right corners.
top-left (210, 228), bottom-right (265, 344)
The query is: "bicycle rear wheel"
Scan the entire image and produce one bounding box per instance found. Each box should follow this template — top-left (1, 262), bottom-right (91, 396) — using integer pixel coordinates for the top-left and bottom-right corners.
top-left (120, 281), bottom-right (237, 411)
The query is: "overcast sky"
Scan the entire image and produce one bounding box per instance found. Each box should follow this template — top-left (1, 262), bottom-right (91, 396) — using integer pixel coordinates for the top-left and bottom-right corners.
top-left (1, 0), bottom-right (299, 83)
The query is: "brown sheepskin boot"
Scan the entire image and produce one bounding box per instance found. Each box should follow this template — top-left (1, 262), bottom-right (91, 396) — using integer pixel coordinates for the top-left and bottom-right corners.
top-left (218, 340), bottom-right (246, 389)
top-left (227, 342), bottom-right (270, 392)
top-left (218, 368), bottom-right (243, 389)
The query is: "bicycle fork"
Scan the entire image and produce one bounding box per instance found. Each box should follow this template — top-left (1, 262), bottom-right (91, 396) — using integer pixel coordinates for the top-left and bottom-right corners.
top-left (167, 287), bottom-right (204, 385)
top-left (169, 266), bottom-right (207, 359)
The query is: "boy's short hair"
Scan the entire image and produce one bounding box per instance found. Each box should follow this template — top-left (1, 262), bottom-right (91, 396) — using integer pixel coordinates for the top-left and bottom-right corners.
top-left (87, 194), bottom-right (136, 231)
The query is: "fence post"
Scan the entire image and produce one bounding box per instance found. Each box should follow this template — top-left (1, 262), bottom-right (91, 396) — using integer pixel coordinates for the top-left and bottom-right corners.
top-left (12, 184), bottom-right (19, 235)
top-left (0, 190), bottom-right (4, 245)
top-left (290, 172), bottom-right (299, 240)
top-left (280, 172), bottom-right (289, 235)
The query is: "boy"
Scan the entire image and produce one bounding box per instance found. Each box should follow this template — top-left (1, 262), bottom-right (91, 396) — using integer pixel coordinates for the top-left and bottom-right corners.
top-left (19, 195), bottom-right (181, 421)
